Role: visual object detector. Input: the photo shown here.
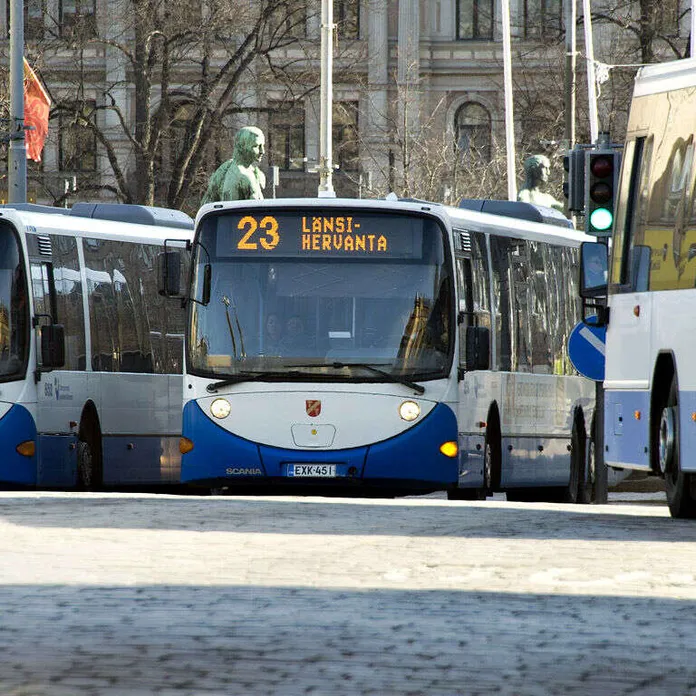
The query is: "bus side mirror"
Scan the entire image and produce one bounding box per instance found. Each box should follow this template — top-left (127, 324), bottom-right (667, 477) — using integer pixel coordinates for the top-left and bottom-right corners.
top-left (466, 326), bottom-right (490, 371)
top-left (579, 241), bottom-right (608, 299)
top-left (41, 324), bottom-right (65, 369)
top-left (158, 251), bottom-right (181, 297)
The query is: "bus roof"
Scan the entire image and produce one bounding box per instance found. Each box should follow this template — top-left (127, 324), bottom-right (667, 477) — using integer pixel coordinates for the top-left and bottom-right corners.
top-left (0, 202), bottom-right (193, 230)
top-left (0, 203), bottom-right (194, 245)
top-left (196, 197), bottom-right (591, 247)
top-left (458, 199), bottom-right (573, 228)
top-left (633, 57), bottom-right (696, 97)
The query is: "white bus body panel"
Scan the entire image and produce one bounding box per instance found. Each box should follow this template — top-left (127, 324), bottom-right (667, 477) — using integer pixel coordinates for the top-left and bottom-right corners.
top-left (189, 377), bottom-right (452, 450)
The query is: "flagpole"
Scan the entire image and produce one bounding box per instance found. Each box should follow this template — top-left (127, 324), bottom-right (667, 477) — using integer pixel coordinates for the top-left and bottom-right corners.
top-left (8, 0), bottom-right (27, 204)
top-left (501, 0), bottom-right (517, 201)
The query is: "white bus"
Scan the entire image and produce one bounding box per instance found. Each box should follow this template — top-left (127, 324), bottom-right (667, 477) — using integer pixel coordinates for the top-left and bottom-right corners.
top-left (167, 197), bottom-right (599, 500)
top-left (580, 57), bottom-right (696, 517)
top-left (0, 203), bottom-right (192, 489)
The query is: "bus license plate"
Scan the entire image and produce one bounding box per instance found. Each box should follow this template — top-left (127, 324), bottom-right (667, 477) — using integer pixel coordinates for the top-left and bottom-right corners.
top-left (289, 464), bottom-right (337, 478)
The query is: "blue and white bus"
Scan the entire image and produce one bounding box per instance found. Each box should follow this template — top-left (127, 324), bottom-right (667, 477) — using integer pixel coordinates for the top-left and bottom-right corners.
top-left (172, 197), bottom-right (598, 500)
top-left (581, 57), bottom-right (696, 517)
top-left (0, 203), bottom-right (192, 489)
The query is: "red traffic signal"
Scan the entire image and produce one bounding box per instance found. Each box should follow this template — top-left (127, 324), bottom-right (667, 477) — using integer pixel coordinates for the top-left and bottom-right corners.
top-left (589, 155), bottom-right (614, 180)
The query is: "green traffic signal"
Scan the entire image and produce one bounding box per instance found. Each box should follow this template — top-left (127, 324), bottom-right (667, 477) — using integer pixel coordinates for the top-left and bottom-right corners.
top-left (589, 207), bottom-right (613, 231)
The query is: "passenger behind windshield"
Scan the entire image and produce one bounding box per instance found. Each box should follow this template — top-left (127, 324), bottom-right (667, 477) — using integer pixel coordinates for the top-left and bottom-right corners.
top-left (263, 312), bottom-right (283, 355)
top-left (279, 314), bottom-right (308, 356)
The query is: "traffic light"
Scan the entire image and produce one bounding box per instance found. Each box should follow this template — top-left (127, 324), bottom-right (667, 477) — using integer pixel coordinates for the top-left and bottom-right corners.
top-left (563, 147), bottom-right (585, 213)
top-left (585, 149), bottom-right (621, 236)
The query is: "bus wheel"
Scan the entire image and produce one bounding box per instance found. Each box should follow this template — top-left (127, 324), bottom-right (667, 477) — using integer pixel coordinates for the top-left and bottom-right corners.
top-left (76, 440), bottom-right (93, 490)
top-left (569, 417), bottom-right (589, 504)
top-left (483, 419), bottom-right (501, 497)
top-left (661, 378), bottom-right (696, 518)
top-left (581, 419), bottom-right (597, 504)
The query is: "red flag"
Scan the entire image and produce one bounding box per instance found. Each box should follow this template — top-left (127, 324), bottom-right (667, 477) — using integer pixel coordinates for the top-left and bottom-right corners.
top-left (23, 58), bottom-right (51, 163)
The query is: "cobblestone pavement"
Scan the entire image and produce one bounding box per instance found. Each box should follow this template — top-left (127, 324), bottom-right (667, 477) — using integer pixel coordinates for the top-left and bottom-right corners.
top-left (0, 492), bottom-right (695, 695)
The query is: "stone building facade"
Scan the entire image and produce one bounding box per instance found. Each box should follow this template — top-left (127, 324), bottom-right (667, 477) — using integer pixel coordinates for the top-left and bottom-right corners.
top-left (0, 0), bottom-right (687, 208)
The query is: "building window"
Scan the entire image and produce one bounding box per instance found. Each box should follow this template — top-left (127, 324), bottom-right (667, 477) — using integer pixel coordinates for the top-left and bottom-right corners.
top-left (5, 0), bottom-right (44, 39)
top-left (334, 102), bottom-right (359, 172)
top-left (455, 103), bottom-right (491, 161)
top-left (268, 101), bottom-right (305, 171)
top-left (59, 0), bottom-right (96, 39)
top-left (523, 0), bottom-right (562, 39)
top-left (336, 0), bottom-right (359, 39)
top-left (456, 0), bottom-right (493, 40)
top-left (59, 102), bottom-right (97, 172)
top-left (268, 0), bottom-right (306, 40)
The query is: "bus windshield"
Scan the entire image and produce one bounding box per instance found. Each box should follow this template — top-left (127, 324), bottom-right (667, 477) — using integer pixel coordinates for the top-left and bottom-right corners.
top-left (0, 224), bottom-right (29, 381)
top-left (188, 208), bottom-right (454, 382)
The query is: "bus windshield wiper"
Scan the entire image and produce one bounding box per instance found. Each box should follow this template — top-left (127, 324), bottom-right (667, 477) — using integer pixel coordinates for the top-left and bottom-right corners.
top-left (206, 370), bottom-right (305, 392)
top-left (290, 361), bottom-right (425, 395)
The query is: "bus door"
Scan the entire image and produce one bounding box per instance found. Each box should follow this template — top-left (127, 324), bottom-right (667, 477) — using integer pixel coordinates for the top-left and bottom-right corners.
top-left (607, 137), bottom-right (654, 391)
top-left (27, 232), bottom-right (82, 486)
top-left (454, 230), bottom-right (491, 374)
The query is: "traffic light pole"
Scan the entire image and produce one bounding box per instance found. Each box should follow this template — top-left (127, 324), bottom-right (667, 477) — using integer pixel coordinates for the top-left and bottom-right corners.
top-left (565, 134), bottom-right (619, 503)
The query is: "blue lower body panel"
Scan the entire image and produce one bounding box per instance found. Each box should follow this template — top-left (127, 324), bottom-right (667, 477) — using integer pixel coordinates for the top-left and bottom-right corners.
top-left (604, 390), bottom-right (651, 469)
top-left (0, 404), bottom-right (37, 485)
top-left (181, 401), bottom-right (459, 488)
top-left (38, 434), bottom-right (78, 488)
top-left (605, 388), bottom-right (696, 472)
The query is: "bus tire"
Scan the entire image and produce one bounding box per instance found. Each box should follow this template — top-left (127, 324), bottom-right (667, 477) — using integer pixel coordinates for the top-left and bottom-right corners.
top-left (483, 416), bottom-right (502, 496)
top-left (568, 416), bottom-right (589, 504)
top-left (579, 416), bottom-right (596, 504)
top-left (662, 378), bottom-right (696, 518)
top-left (77, 405), bottom-right (103, 491)
top-left (76, 440), bottom-right (93, 490)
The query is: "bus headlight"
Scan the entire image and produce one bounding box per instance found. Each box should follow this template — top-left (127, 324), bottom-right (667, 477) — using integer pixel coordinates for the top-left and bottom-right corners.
top-left (399, 400), bottom-right (421, 422)
top-left (210, 398), bottom-right (231, 419)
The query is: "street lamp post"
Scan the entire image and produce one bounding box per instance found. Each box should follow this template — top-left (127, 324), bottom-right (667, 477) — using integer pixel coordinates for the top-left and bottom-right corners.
top-left (8, 0), bottom-right (27, 204)
top-left (318, 0), bottom-right (336, 198)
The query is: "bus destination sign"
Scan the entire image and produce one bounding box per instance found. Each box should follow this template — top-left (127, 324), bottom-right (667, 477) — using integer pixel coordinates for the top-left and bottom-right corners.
top-left (213, 211), bottom-right (425, 260)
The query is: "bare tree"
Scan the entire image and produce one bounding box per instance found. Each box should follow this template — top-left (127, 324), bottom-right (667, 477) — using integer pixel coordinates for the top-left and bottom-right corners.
top-left (30, 0), bottom-right (320, 211)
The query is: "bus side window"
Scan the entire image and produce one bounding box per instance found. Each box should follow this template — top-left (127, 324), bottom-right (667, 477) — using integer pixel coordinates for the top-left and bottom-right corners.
top-left (490, 236), bottom-right (513, 372)
top-left (30, 261), bottom-right (58, 326)
top-left (455, 256), bottom-right (473, 371)
top-left (529, 241), bottom-right (552, 374)
top-left (471, 232), bottom-right (491, 331)
top-left (84, 238), bottom-right (118, 372)
top-left (50, 235), bottom-right (86, 371)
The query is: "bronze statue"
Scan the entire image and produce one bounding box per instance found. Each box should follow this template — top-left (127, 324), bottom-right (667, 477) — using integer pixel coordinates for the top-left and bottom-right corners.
top-left (517, 154), bottom-right (564, 212)
top-left (202, 126), bottom-right (266, 204)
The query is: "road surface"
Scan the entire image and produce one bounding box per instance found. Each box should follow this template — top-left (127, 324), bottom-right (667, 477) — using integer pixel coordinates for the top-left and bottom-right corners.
top-left (0, 491), bottom-right (693, 695)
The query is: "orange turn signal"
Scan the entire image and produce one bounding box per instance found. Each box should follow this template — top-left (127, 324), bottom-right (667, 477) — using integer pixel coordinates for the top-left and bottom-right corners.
top-left (16, 440), bottom-right (35, 457)
top-left (179, 437), bottom-right (194, 454)
top-left (439, 441), bottom-right (459, 458)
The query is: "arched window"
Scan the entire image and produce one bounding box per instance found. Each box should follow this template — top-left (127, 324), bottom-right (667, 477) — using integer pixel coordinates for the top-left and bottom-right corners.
top-left (455, 103), bottom-right (491, 161)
